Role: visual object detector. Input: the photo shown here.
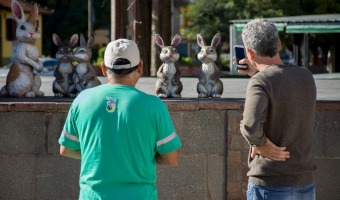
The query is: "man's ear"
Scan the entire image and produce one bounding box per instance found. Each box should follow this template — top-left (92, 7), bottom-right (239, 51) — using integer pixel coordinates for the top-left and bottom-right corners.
top-left (278, 39), bottom-right (282, 51)
top-left (101, 62), bottom-right (107, 77)
top-left (137, 60), bottom-right (143, 75)
top-left (246, 48), bottom-right (255, 59)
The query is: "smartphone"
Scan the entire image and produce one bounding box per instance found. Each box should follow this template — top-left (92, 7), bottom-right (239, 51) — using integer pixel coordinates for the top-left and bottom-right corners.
top-left (234, 45), bottom-right (248, 70)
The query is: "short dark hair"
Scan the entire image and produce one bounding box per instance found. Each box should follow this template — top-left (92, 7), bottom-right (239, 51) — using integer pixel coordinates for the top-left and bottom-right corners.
top-left (106, 58), bottom-right (138, 75)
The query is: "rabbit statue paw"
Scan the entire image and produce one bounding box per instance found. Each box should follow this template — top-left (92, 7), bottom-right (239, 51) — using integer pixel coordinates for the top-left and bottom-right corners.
top-left (35, 59), bottom-right (44, 72)
top-left (196, 33), bottom-right (224, 98)
top-left (155, 34), bottom-right (183, 98)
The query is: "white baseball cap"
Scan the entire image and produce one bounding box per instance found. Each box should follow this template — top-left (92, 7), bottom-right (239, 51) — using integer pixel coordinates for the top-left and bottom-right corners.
top-left (104, 39), bottom-right (140, 69)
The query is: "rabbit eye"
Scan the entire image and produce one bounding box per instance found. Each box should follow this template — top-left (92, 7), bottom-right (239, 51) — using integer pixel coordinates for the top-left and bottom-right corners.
top-left (162, 49), bottom-right (168, 54)
top-left (20, 25), bottom-right (26, 30)
top-left (173, 49), bottom-right (177, 53)
top-left (35, 27), bottom-right (38, 32)
top-left (209, 49), bottom-right (215, 53)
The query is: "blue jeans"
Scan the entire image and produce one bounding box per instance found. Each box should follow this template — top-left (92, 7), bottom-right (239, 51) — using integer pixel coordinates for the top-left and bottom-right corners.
top-left (247, 182), bottom-right (315, 200)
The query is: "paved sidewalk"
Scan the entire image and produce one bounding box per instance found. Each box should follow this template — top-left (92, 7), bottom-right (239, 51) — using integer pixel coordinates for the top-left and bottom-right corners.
top-left (0, 68), bottom-right (339, 100)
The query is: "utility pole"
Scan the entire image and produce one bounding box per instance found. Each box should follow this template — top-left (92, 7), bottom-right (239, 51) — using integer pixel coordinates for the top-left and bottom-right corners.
top-left (88, 0), bottom-right (94, 36)
top-left (111, 0), bottom-right (115, 40)
top-left (136, 0), bottom-right (152, 76)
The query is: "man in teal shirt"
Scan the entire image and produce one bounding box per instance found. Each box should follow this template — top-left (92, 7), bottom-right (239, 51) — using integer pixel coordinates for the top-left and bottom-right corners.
top-left (59, 39), bottom-right (182, 199)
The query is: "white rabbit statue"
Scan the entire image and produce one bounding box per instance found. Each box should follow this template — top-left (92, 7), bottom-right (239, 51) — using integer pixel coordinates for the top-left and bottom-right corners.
top-left (155, 34), bottom-right (183, 98)
top-left (52, 33), bottom-right (79, 97)
top-left (70, 34), bottom-right (101, 95)
top-left (196, 33), bottom-right (223, 98)
top-left (0, 0), bottom-right (44, 97)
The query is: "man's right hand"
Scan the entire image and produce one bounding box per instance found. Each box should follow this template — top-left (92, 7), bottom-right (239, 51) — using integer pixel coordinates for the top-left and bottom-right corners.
top-left (233, 57), bottom-right (258, 76)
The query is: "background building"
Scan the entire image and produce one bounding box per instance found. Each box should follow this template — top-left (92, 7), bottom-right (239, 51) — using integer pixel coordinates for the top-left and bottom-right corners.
top-left (229, 14), bottom-right (340, 74)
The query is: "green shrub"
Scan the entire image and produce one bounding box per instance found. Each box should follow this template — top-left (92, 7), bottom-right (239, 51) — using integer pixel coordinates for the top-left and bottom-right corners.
top-left (178, 56), bottom-right (194, 65)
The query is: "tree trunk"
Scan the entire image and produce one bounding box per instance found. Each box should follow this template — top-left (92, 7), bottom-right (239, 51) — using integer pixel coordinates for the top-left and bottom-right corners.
top-left (137, 0), bottom-right (152, 76)
top-left (150, 0), bottom-right (172, 76)
top-left (110, 0), bottom-right (171, 76)
top-left (111, 0), bottom-right (125, 40)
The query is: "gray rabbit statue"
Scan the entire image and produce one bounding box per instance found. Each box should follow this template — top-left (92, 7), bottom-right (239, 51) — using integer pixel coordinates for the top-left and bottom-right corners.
top-left (196, 33), bottom-right (223, 98)
top-left (52, 33), bottom-right (79, 97)
top-left (70, 34), bottom-right (101, 95)
top-left (0, 0), bottom-right (44, 97)
top-left (155, 34), bottom-right (183, 98)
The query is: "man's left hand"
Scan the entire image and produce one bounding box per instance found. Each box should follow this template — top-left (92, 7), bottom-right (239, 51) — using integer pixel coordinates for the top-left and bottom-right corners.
top-left (251, 138), bottom-right (290, 161)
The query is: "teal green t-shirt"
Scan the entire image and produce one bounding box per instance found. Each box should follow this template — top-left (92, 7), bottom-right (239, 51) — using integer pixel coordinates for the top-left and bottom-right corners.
top-left (58, 84), bottom-right (182, 200)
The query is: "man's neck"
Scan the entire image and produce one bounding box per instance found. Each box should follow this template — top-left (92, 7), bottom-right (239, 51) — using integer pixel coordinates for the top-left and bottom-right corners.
top-left (106, 79), bottom-right (136, 87)
top-left (254, 54), bottom-right (284, 72)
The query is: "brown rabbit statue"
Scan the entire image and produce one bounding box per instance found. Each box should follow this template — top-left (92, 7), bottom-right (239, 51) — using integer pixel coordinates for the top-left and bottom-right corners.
top-left (196, 33), bottom-right (223, 98)
top-left (52, 33), bottom-right (78, 97)
top-left (70, 34), bottom-right (101, 95)
top-left (0, 0), bottom-right (44, 97)
top-left (155, 34), bottom-right (183, 98)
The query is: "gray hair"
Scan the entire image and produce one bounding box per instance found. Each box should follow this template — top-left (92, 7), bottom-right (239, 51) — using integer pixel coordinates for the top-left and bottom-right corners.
top-left (242, 19), bottom-right (279, 57)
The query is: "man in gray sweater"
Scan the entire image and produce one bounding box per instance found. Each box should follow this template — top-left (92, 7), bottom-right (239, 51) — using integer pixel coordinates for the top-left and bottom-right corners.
top-left (238, 19), bottom-right (316, 200)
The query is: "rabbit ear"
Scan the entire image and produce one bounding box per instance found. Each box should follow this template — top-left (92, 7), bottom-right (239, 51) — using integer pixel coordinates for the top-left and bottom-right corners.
top-left (79, 34), bottom-right (86, 46)
top-left (155, 34), bottom-right (164, 48)
top-left (87, 34), bottom-right (94, 48)
top-left (27, 2), bottom-right (39, 26)
top-left (211, 33), bottom-right (221, 49)
top-left (171, 34), bottom-right (182, 47)
top-left (52, 33), bottom-right (63, 47)
top-left (11, 0), bottom-right (25, 23)
top-left (197, 34), bottom-right (205, 48)
top-left (69, 34), bottom-right (79, 47)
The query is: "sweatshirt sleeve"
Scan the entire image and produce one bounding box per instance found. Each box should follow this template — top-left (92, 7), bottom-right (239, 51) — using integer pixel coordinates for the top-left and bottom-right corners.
top-left (240, 77), bottom-right (268, 146)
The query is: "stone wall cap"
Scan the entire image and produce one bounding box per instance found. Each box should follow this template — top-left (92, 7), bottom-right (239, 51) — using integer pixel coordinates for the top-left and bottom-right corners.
top-left (0, 98), bottom-right (339, 112)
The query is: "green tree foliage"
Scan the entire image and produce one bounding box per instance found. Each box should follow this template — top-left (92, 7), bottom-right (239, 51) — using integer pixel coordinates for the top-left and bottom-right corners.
top-left (183, 0), bottom-right (340, 70)
top-left (184, 0), bottom-right (340, 42)
top-left (184, 0), bottom-right (284, 41)
top-left (184, 0), bottom-right (229, 41)
top-left (298, 0), bottom-right (340, 15)
top-left (35, 0), bottom-right (110, 56)
top-left (232, 0), bottom-right (284, 19)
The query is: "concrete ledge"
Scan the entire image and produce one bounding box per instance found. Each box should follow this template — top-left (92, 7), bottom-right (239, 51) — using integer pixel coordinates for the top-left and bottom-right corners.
top-left (1, 98), bottom-right (339, 112)
top-left (0, 101), bottom-right (71, 112)
top-left (315, 101), bottom-right (340, 110)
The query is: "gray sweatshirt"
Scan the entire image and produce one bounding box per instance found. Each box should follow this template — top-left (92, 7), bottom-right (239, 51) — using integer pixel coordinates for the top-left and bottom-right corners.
top-left (240, 64), bottom-right (316, 187)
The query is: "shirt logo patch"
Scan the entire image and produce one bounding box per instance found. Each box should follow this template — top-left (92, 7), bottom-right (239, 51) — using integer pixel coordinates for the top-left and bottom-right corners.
top-left (106, 97), bottom-right (117, 113)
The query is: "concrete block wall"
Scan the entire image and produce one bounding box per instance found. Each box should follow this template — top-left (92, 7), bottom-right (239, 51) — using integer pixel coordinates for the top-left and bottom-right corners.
top-left (0, 100), bottom-right (339, 200)
top-left (223, 102), bottom-right (340, 200)
top-left (313, 109), bottom-right (340, 200)
top-left (158, 109), bottom-right (227, 200)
